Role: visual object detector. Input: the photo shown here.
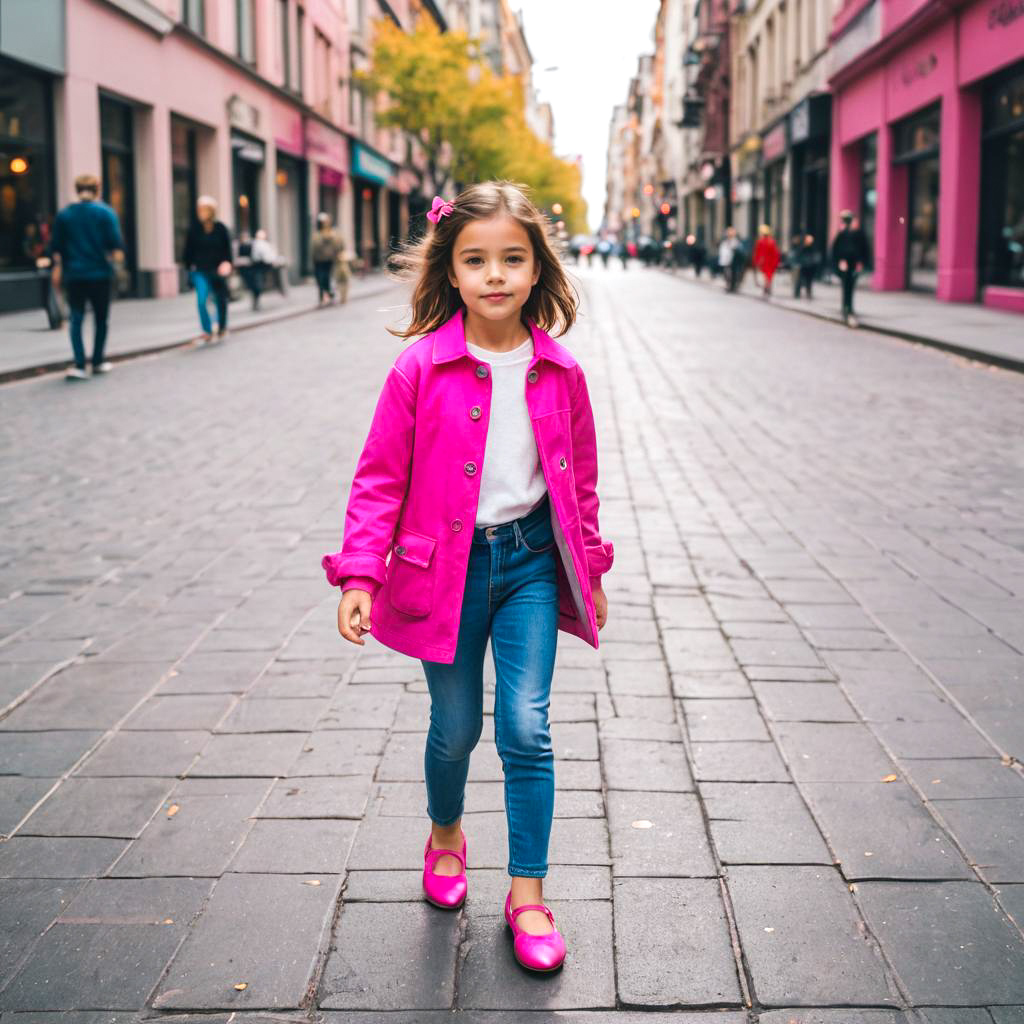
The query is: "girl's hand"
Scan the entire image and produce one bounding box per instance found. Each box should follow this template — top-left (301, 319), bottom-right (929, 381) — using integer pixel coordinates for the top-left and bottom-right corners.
top-left (592, 583), bottom-right (608, 631)
top-left (337, 589), bottom-right (372, 645)
top-left (217, 260), bottom-right (232, 277)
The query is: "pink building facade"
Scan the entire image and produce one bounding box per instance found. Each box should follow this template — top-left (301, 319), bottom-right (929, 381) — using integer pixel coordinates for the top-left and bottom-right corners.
top-left (1, 0), bottom-right (433, 311)
top-left (828, 0), bottom-right (1024, 312)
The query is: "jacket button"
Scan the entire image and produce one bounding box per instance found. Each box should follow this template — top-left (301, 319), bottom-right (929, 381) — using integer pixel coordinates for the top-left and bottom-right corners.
top-left (469, 405), bottom-right (481, 420)
top-left (527, 369), bottom-right (539, 383)
top-left (475, 364), bottom-right (488, 378)
top-left (395, 544), bottom-right (407, 555)
top-left (464, 461), bottom-right (477, 475)
top-left (451, 518), bottom-right (463, 532)
top-left (559, 457), bottom-right (567, 470)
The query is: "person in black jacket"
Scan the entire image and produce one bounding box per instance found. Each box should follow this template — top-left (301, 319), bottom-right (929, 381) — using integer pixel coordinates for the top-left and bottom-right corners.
top-left (830, 210), bottom-right (870, 327)
top-left (182, 196), bottom-right (233, 342)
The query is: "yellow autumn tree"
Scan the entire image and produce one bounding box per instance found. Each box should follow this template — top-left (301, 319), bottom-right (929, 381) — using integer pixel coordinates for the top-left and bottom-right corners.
top-left (359, 19), bottom-right (587, 232)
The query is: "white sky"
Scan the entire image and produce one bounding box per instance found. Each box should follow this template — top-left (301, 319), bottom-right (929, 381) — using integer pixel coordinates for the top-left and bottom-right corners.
top-left (515, 0), bottom-right (661, 231)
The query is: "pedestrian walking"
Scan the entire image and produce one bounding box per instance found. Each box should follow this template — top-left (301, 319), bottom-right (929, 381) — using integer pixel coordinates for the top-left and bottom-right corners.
top-left (617, 240), bottom-right (629, 270)
top-left (718, 227), bottom-right (744, 293)
top-left (323, 181), bottom-right (613, 976)
top-left (333, 247), bottom-right (353, 304)
top-left (830, 209), bottom-right (870, 327)
top-left (312, 213), bottom-right (344, 306)
top-left (687, 234), bottom-right (707, 277)
top-left (49, 173), bottom-right (125, 380)
top-left (182, 196), bottom-right (232, 342)
top-left (752, 224), bottom-right (781, 297)
top-left (796, 234), bottom-right (820, 299)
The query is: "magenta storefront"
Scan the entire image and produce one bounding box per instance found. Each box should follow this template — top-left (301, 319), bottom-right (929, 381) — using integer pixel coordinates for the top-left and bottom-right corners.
top-left (829, 0), bottom-right (1024, 311)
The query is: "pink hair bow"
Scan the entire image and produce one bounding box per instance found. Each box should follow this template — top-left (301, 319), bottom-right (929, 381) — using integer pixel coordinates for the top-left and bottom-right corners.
top-left (426, 195), bottom-right (454, 224)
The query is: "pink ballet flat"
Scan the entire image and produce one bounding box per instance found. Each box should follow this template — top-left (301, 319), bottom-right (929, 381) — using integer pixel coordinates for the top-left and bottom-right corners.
top-left (504, 889), bottom-right (566, 972)
top-left (422, 832), bottom-right (467, 910)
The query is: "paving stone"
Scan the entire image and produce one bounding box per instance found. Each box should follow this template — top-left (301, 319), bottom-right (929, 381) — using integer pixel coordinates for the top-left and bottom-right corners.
top-left (74, 730), bottom-right (208, 777)
top-left (318, 901), bottom-right (458, 1009)
top-left (215, 696), bottom-right (329, 732)
top-left (175, 649), bottom-right (272, 683)
top-left (602, 737), bottom-right (692, 791)
top-left (287, 729), bottom-right (386, 777)
top-left (702, 782), bottom-right (831, 865)
top-left (917, 1011), bottom-right (993, 1024)
top-left (605, 659), bottom-right (670, 696)
top-left (682, 698), bottom-right (770, 741)
top-left (457, 900), bottom-right (615, 1009)
top-left (551, 721), bottom-right (599, 759)
top-left (244, 670), bottom-right (341, 698)
top-left (257, 775), bottom-right (373, 819)
top-left (758, 1013), bottom-right (903, 1024)
top-left (774, 723), bottom-right (898, 782)
top-left (598, 716), bottom-right (681, 743)
top-left (720, 620), bottom-right (804, 641)
top-left (0, 731), bottom-right (102, 777)
top-left (188, 731), bottom-right (309, 777)
top-left (745, 666), bottom-right (837, 682)
top-left (751, 681), bottom-right (859, 722)
top-left (662, 630), bottom-right (739, 673)
top-left (109, 777), bottom-right (272, 877)
top-left (228, 817), bottom-right (358, 873)
top-left (799, 782), bottom-right (972, 880)
top-left (692, 740), bottom-right (790, 782)
top-left (613, 877), bottom-right (741, 1005)
top-left (0, 836), bottom-right (130, 878)
top-left (0, 680), bottom-right (150, 731)
top-left (318, 686), bottom-right (401, 729)
top-left (317, 1011), bottom-right (749, 1024)
top-left (549, 691), bottom-right (598, 723)
top-left (872, 717), bottom-right (994, 759)
top-left (991, 1008), bottom-right (1024, 1024)
top-left (671, 669), bottom-right (754, 698)
top-left (856, 880), bottom-right (1024, 1004)
top-left (462, 864), bottom-right (612, 905)
top-left (931, 798), bottom-right (1024, 882)
top-left (997, 881), bottom-right (1024, 925)
top-left (123, 693), bottom-right (237, 730)
top-left (555, 759), bottom-right (602, 789)
top-left (154, 871), bottom-right (343, 1010)
top-left (1, 876), bottom-right (212, 1011)
top-left (19, 776), bottom-right (173, 838)
top-left (0, 777), bottom-right (53, 835)
top-left (606, 790), bottom-right (713, 877)
top-left (725, 865), bottom-right (893, 1006)
top-left (0, 879), bottom-right (87, 987)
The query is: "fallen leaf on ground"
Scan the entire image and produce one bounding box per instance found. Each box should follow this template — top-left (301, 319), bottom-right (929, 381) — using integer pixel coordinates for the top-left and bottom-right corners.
top-left (233, 982), bottom-right (247, 991)
top-left (166, 804), bottom-right (180, 818)
top-left (303, 879), bottom-right (321, 886)
top-left (631, 820), bottom-right (654, 829)
top-left (881, 774), bottom-right (898, 783)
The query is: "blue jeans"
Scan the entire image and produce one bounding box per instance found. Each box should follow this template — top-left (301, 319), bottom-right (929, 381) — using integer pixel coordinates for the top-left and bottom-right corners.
top-left (191, 270), bottom-right (228, 334)
top-left (66, 278), bottom-right (112, 369)
top-left (421, 495), bottom-right (559, 877)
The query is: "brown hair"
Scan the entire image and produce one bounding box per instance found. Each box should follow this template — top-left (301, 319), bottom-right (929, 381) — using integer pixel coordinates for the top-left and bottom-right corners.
top-left (389, 180), bottom-right (578, 339)
top-left (74, 173), bottom-right (100, 195)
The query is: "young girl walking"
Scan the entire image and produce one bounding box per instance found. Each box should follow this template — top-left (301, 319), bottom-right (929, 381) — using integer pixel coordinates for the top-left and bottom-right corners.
top-left (322, 181), bottom-right (613, 974)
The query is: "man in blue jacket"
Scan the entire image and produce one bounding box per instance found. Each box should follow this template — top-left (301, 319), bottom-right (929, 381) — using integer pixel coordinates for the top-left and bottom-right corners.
top-left (50, 173), bottom-right (125, 380)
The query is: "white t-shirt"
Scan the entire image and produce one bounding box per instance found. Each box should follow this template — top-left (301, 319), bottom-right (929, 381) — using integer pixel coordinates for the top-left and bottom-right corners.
top-left (466, 336), bottom-right (548, 527)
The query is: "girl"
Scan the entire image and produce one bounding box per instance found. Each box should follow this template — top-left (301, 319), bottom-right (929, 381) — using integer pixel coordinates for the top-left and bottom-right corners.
top-left (753, 223), bottom-right (781, 297)
top-left (322, 181), bottom-right (613, 974)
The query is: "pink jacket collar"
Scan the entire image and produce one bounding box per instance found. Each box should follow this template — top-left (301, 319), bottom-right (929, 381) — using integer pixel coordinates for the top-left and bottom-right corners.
top-left (431, 309), bottom-right (577, 369)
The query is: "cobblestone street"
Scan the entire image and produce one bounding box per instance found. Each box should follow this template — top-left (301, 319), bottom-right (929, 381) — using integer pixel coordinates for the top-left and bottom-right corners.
top-left (2, 267), bottom-right (1023, 1022)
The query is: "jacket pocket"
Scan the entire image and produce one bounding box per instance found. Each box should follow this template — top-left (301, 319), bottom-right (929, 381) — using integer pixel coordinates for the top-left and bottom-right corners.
top-left (387, 526), bottom-right (437, 618)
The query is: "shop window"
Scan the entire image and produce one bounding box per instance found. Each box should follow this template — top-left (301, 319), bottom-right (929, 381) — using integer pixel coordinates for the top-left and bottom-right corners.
top-left (893, 104), bottom-right (940, 161)
top-left (859, 132), bottom-right (877, 267)
top-left (980, 64), bottom-right (1024, 290)
top-left (0, 61), bottom-right (54, 272)
top-left (171, 117), bottom-right (198, 271)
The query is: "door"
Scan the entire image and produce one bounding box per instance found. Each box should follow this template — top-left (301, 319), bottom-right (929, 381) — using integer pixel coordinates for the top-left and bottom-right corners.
top-left (906, 155), bottom-right (939, 291)
top-left (99, 96), bottom-right (137, 295)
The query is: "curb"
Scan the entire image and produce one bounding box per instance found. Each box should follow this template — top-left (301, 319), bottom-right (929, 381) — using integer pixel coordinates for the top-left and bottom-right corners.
top-left (664, 269), bottom-right (1024, 375)
top-left (0, 281), bottom-right (397, 386)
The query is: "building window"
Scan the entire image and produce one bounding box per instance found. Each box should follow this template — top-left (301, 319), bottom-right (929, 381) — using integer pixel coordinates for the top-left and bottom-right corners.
top-left (99, 95), bottom-right (137, 294)
top-left (278, 0), bottom-right (291, 88)
top-left (182, 0), bottom-right (205, 34)
top-left (980, 63), bottom-right (1024, 291)
top-left (236, 0), bottom-right (256, 65)
top-left (171, 116), bottom-right (198, 272)
top-left (314, 30), bottom-right (332, 117)
top-left (0, 59), bottom-right (55, 273)
top-left (296, 6), bottom-right (305, 97)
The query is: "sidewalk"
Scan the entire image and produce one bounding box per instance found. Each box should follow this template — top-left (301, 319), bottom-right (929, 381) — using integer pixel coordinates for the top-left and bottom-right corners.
top-left (668, 265), bottom-right (1024, 372)
top-left (0, 273), bottom-right (395, 381)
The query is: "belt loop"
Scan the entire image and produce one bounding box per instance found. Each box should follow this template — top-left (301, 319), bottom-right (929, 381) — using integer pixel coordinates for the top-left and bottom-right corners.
top-left (513, 519), bottom-right (523, 548)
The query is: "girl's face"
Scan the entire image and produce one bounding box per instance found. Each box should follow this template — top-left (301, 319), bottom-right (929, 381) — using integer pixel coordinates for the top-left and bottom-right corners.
top-left (448, 214), bottom-right (541, 324)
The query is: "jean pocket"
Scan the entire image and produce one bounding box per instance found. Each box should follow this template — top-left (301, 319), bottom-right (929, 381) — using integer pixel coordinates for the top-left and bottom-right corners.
top-left (519, 521), bottom-right (555, 555)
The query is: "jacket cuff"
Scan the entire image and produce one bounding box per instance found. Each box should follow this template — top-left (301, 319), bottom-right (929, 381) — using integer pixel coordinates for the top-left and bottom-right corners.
top-left (341, 576), bottom-right (381, 599)
top-left (585, 540), bottom-right (614, 578)
top-left (321, 551), bottom-right (386, 589)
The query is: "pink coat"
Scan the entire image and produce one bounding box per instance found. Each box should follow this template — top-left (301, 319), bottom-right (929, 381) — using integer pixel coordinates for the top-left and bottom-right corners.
top-left (321, 309), bottom-right (614, 664)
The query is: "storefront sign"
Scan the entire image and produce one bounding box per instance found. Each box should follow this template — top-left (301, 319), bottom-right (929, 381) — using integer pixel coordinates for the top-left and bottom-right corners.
top-left (306, 119), bottom-right (346, 172)
top-left (319, 167), bottom-right (344, 188)
top-left (351, 141), bottom-right (393, 185)
top-left (231, 131), bottom-right (265, 164)
top-left (762, 122), bottom-right (787, 163)
top-left (227, 95), bottom-right (260, 134)
top-left (988, 0), bottom-right (1024, 27)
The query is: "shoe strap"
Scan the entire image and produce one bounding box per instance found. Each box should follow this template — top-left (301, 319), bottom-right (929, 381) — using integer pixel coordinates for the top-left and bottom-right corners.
top-left (425, 838), bottom-right (466, 872)
top-left (510, 902), bottom-right (554, 923)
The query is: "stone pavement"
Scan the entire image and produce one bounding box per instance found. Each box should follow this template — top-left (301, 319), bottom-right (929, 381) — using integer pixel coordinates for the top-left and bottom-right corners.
top-left (654, 260), bottom-right (1024, 372)
top-left (0, 266), bottom-right (1023, 1022)
top-left (0, 272), bottom-right (394, 380)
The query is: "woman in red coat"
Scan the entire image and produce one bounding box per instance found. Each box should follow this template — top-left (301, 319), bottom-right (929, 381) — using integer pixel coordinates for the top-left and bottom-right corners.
top-left (753, 224), bottom-right (781, 297)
